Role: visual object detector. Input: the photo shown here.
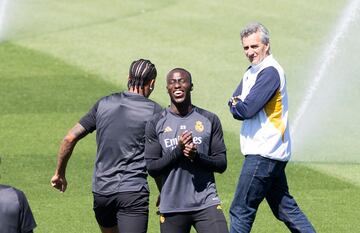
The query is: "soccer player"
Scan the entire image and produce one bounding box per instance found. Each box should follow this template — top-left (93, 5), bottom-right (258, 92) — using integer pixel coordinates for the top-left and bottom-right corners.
top-left (228, 22), bottom-right (315, 233)
top-left (145, 68), bottom-right (229, 233)
top-left (0, 184), bottom-right (37, 233)
top-left (50, 59), bottom-right (162, 233)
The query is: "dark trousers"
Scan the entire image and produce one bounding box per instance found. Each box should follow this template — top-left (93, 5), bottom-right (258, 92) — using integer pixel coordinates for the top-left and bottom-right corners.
top-left (229, 155), bottom-right (316, 233)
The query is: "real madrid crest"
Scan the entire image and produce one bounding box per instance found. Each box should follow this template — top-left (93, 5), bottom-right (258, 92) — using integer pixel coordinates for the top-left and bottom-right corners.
top-left (195, 121), bottom-right (204, 132)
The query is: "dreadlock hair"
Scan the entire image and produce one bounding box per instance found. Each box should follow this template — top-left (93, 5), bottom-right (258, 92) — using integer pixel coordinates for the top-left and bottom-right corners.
top-left (128, 59), bottom-right (157, 90)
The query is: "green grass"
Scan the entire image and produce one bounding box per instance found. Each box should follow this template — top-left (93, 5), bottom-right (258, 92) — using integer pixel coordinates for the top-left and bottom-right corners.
top-left (10, 0), bottom-right (349, 126)
top-left (1, 43), bottom-right (360, 233)
top-left (1, 0), bottom-right (360, 232)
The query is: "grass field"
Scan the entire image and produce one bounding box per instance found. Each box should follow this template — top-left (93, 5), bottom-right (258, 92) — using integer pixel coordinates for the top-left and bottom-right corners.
top-left (1, 0), bottom-right (360, 232)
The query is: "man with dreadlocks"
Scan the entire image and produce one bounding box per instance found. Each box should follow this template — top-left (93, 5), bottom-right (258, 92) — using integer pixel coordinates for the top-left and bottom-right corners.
top-left (51, 59), bottom-right (162, 233)
top-left (145, 68), bottom-right (229, 233)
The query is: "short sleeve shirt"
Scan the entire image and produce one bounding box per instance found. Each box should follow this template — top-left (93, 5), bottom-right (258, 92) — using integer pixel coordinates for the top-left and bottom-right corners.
top-left (79, 91), bottom-right (162, 195)
top-left (0, 185), bottom-right (37, 233)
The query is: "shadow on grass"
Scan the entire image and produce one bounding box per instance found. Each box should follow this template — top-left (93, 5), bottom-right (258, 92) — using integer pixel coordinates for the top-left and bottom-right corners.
top-left (0, 42), bottom-right (119, 114)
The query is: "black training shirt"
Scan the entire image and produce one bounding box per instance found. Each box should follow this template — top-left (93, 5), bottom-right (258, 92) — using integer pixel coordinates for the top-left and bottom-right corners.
top-left (145, 107), bottom-right (227, 213)
top-left (79, 91), bottom-right (162, 195)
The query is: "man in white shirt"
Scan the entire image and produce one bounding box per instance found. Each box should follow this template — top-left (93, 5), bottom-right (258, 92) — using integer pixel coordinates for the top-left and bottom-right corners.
top-left (228, 22), bottom-right (315, 233)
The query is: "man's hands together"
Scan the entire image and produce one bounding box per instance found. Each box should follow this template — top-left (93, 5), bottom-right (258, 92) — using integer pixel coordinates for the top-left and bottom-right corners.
top-left (178, 130), bottom-right (197, 161)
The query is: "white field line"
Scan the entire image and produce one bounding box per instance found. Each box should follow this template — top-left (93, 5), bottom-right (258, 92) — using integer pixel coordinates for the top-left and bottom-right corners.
top-left (291, 0), bottom-right (360, 136)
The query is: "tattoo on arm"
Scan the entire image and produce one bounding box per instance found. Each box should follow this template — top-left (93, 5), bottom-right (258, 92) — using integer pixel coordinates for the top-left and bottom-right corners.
top-left (55, 123), bottom-right (88, 176)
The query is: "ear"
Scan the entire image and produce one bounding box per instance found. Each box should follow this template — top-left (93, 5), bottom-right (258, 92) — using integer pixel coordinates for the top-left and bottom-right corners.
top-left (265, 43), bottom-right (270, 54)
top-left (149, 79), bottom-right (156, 90)
top-left (191, 83), bottom-right (193, 91)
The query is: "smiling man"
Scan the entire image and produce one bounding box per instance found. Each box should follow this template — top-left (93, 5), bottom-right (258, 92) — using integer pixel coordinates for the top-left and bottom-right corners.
top-left (145, 68), bottom-right (229, 233)
top-left (228, 22), bottom-right (316, 233)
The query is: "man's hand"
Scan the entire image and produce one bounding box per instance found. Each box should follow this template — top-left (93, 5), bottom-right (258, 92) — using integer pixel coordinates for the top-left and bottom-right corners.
top-left (179, 131), bottom-right (197, 161)
top-left (50, 123), bottom-right (87, 193)
top-left (228, 96), bottom-right (241, 106)
top-left (178, 130), bottom-right (193, 150)
top-left (51, 174), bottom-right (67, 193)
top-left (183, 142), bottom-right (197, 161)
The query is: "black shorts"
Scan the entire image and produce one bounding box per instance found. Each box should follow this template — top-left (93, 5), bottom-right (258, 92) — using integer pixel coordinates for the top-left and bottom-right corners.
top-left (159, 205), bottom-right (229, 233)
top-left (93, 188), bottom-right (149, 232)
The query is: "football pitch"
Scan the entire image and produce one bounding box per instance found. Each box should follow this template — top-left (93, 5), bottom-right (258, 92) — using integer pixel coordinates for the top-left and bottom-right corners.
top-left (1, 0), bottom-right (359, 232)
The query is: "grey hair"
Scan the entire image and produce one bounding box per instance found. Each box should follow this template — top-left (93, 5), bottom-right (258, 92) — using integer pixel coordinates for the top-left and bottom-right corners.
top-left (240, 22), bottom-right (270, 45)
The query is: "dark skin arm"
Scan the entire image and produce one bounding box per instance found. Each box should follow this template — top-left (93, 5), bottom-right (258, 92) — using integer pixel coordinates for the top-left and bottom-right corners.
top-left (181, 130), bottom-right (227, 172)
top-left (180, 130), bottom-right (197, 161)
top-left (50, 123), bottom-right (88, 192)
top-left (147, 131), bottom-right (195, 179)
top-left (149, 130), bottom-right (194, 208)
top-left (182, 116), bottom-right (227, 173)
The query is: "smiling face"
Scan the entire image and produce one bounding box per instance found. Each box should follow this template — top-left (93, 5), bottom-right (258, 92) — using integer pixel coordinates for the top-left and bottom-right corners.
top-left (242, 30), bottom-right (270, 65)
top-left (166, 69), bottom-right (193, 114)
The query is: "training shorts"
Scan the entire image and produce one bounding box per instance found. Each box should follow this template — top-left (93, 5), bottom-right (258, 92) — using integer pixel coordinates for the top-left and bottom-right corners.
top-left (93, 188), bottom-right (149, 232)
top-left (159, 204), bottom-right (229, 233)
